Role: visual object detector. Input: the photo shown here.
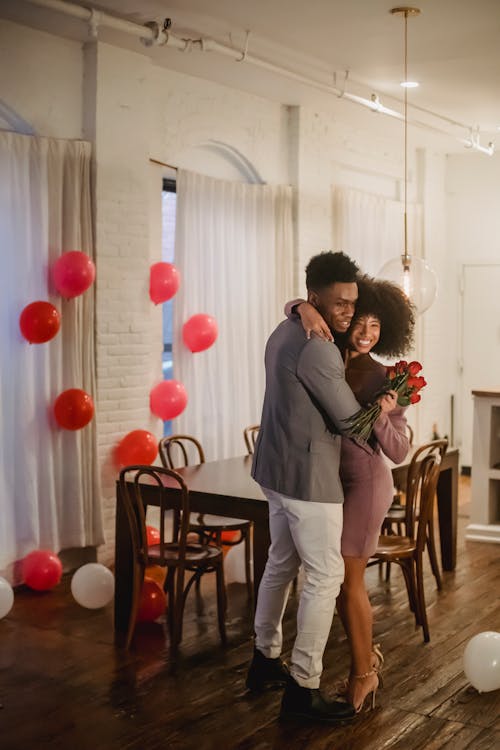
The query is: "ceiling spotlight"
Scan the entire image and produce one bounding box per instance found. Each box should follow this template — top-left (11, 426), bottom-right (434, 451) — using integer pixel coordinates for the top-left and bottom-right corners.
top-left (400, 81), bottom-right (419, 88)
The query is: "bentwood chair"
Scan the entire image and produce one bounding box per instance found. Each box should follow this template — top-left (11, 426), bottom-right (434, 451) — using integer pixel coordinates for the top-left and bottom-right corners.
top-left (383, 439), bottom-right (448, 590)
top-left (372, 450), bottom-right (443, 642)
top-left (243, 424), bottom-right (260, 455)
top-left (158, 435), bottom-right (253, 600)
top-left (118, 465), bottom-right (226, 652)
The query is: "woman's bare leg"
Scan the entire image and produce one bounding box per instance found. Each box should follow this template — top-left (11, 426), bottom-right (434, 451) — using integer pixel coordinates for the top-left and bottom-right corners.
top-left (336, 556), bottom-right (378, 710)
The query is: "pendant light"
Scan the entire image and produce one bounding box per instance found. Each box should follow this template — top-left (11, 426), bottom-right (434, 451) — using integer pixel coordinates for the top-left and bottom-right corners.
top-left (378, 7), bottom-right (437, 315)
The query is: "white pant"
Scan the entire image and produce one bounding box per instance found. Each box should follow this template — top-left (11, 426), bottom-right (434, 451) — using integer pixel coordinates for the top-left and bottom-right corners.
top-left (254, 487), bottom-right (344, 689)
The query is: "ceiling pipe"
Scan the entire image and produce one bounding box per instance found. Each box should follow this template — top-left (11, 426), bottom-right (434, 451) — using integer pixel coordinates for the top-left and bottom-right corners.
top-left (25, 0), bottom-right (494, 153)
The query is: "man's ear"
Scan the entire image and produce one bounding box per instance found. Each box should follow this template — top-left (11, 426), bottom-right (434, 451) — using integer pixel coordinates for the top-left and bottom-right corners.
top-left (307, 290), bottom-right (319, 308)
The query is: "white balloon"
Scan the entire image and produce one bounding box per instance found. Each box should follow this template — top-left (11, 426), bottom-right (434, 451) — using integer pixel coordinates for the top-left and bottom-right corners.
top-left (463, 631), bottom-right (500, 693)
top-left (71, 563), bottom-right (115, 609)
top-left (0, 576), bottom-right (14, 619)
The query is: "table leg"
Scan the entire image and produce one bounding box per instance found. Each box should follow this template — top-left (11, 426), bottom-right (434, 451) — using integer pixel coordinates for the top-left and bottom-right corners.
top-left (436, 460), bottom-right (458, 571)
top-left (114, 489), bottom-right (135, 646)
top-left (251, 518), bottom-right (271, 607)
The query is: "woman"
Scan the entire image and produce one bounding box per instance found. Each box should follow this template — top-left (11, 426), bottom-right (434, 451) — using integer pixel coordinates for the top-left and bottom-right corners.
top-left (286, 276), bottom-right (415, 712)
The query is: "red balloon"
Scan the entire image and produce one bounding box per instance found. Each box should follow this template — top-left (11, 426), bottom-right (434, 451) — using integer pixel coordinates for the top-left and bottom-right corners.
top-left (150, 380), bottom-right (188, 421)
top-left (149, 262), bottom-right (180, 305)
top-left (182, 314), bottom-right (218, 353)
top-left (136, 577), bottom-right (167, 622)
top-left (221, 530), bottom-right (240, 543)
top-left (54, 388), bottom-right (94, 430)
top-left (52, 251), bottom-right (96, 298)
top-left (19, 301), bottom-right (61, 344)
top-left (22, 550), bottom-right (63, 591)
top-left (146, 525), bottom-right (161, 546)
top-left (115, 429), bottom-right (158, 467)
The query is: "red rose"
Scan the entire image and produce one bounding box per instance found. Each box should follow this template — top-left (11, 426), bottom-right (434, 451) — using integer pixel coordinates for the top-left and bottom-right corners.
top-left (408, 361), bottom-right (422, 375)
top-left (408, 375), bottom-right (427, 390)
top-left (395, 360), bottom-right (408, 374)
top-left (410, 392), bottom-right (421, 404)
top-left (386, 366), bottom-right (397, 380)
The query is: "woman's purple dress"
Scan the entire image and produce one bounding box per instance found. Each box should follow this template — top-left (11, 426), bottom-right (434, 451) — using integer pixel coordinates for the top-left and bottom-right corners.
top-left (340, 354), bottom-right (409, 558)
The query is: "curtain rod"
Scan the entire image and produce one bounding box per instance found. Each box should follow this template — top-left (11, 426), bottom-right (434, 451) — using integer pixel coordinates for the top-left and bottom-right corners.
top-left (149, 157), bottom-right (177, 170)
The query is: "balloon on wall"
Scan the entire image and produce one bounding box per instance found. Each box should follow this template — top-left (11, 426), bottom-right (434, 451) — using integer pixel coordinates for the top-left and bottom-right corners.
top-left (52, 251), bottom-right (96, 298)
top-left (19, 301), bottom-right (61, 344)
top-left (54, 388), bottom-right (94, 430)
top-left (115, 429), bottom-right (158, 467)
top-left (0, 577), bottom-right (14, 619)
top-left (22, 550), bottom-right (63, 591)
top-left (136, 577), bottom-right (167, 622)
top-left (149, 262), bottom-right (180, 304)
top-left (150, 380), bottom-right (188, 420)
top-left (463, 631), bottom-right (500, 692)
top-left (182, 314), bottom-right (218, 353)
top-left (71, 563), bottom-right (115, 609)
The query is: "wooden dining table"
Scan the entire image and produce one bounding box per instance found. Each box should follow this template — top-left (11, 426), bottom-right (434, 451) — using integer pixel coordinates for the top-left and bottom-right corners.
top-left (114, 447), bottom-right (459, 643)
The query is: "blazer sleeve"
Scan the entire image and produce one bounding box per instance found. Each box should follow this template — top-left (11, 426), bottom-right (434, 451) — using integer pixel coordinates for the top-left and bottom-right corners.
top-left (284, 298), bottom-right (306, 318)
top-left (296, 338), bottom-right (361, 433)
top-left (372, 406), bottom-right (410, 463)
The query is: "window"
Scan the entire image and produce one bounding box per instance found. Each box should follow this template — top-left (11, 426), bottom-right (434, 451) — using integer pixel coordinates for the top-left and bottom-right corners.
top-left (161, 177), bottom-right (176, 436)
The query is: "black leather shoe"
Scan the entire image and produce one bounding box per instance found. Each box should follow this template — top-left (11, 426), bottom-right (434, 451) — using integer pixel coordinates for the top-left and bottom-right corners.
top-left (279, 676), bottom-right (356, 724)
top-left (246, 647), bottom-right (290, 692)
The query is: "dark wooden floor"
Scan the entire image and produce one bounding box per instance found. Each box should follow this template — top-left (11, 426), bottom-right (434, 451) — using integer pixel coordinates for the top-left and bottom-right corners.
top-left (1, 478), bottom-right (499, 750)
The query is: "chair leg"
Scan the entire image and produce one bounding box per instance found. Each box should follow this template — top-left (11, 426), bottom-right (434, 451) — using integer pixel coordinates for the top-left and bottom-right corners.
top-left (426, 519), bottom-right (443, 591)
top-left (244, 526), bottom-right (253, 602)
top-left (385, 562), bottom-right (391, 582)
top-left (415, 553), bottom-right (430, 642)
top-left (124, 562), bottom-right (144, 650)
top-left (400, 559), bottom-right (417, 616)
top-left (215, 562), bottom-right (227, 645)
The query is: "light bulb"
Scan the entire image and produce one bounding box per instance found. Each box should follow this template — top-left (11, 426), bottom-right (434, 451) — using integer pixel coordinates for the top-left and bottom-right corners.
top-left (378, 255), bottom-right (437, 315)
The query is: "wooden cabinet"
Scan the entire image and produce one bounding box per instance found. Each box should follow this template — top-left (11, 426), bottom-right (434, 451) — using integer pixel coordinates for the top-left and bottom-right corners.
top-left (466, 390), bottom-right (500, 543)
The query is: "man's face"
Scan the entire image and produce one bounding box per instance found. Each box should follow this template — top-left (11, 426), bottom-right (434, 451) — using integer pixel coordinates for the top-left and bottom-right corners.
top-left (308, 282), bottom-right (358, 334)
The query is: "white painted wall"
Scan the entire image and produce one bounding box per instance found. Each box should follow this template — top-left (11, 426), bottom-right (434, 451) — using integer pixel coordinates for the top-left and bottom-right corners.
top-left (447, 152), bottom-right (500, 464)
top-left (3, 16), bottom-right (487, 561)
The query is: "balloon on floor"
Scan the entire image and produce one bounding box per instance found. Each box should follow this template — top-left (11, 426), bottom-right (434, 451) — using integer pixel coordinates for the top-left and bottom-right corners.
top-left (71, 563), bottom-right (115, 609)
top-left (0, 577), bottom-right (14, 619)
top-left (463, 631), bottom-right (500, 692)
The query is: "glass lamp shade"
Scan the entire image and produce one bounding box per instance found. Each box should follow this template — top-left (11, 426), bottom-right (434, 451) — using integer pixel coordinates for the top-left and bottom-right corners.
top-left (378, 255), bottom-right (438, 315)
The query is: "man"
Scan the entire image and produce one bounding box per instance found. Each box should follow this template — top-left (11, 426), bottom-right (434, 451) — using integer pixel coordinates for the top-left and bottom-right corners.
top-left (246, 251), bottom-right (361, 724)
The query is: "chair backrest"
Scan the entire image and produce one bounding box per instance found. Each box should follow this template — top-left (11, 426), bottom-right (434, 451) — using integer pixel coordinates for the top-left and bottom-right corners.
top-left (414, 453), bottom-right (443, 554)
top-left (404, 439), bottom-right (448, 535)
top-left (243, 424), bottom-right (260, 455)
top-left (158, 435), bottom-right (205, 470)
top-left (118, 464), bottom-right (190, 564)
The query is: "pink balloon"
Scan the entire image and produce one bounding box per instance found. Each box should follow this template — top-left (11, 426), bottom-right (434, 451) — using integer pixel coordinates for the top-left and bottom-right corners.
top-left (182, 314), bottom-right (218, 353)
top-left (22, 550), bottom-right (63, 591)
top-left (52, 251), bottom-right (96, 298)
top-left (149, 262), bottom-right (180, 305)
top-left (150, 380), bottom-right (188, 420)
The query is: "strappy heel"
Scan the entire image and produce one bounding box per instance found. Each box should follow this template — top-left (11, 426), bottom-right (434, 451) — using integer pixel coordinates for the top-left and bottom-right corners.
top-left (349, 670), bottom-right (379, 713)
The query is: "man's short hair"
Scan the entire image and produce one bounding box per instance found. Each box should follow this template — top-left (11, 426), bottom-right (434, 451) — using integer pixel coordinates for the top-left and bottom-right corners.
top-left (305, 251), bottom-right (359, 291)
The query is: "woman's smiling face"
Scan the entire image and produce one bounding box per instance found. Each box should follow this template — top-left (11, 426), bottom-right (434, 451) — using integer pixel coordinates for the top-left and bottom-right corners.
top-left (348, 314), bottom-right (381, 354)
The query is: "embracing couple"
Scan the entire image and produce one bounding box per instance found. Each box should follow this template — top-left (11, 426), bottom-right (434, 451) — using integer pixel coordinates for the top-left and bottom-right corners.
top-left (246, 251), bottom-right (415, 724)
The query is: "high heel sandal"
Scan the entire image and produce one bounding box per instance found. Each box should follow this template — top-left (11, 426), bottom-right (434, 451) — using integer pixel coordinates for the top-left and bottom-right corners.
top-left (349, 670), bottom-right (379, 713)
top-left (335, 644), bottom-right (384, 697)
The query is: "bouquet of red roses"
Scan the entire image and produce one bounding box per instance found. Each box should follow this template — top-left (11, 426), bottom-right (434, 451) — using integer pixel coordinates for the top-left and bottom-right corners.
top-left (343, 360), bottom-right (427, 440)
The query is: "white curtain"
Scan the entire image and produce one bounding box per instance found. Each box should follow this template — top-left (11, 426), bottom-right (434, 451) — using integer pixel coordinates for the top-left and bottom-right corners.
top-left (0, 132), bottom-right (103, 582)
top-left (333, 185), bottom-right (422, 276)
top-left (173, 169), bottom-right (294, 460)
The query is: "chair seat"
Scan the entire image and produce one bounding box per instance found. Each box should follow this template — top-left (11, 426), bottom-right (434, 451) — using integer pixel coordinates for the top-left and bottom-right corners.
top-left (374, 534), bottom-right (416, 557)
top-left (148, 542), bottom-right (223, 565)
top-left (189, 514), bottom-right (250, 531)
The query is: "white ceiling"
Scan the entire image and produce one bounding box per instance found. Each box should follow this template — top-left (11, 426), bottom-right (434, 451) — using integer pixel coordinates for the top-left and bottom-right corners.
top-left (3, 0), bottom-right (500, 146)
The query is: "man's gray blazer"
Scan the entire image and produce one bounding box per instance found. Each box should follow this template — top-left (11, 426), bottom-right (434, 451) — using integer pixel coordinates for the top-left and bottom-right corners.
top-left (251, 317), bottom-right (361, 503)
